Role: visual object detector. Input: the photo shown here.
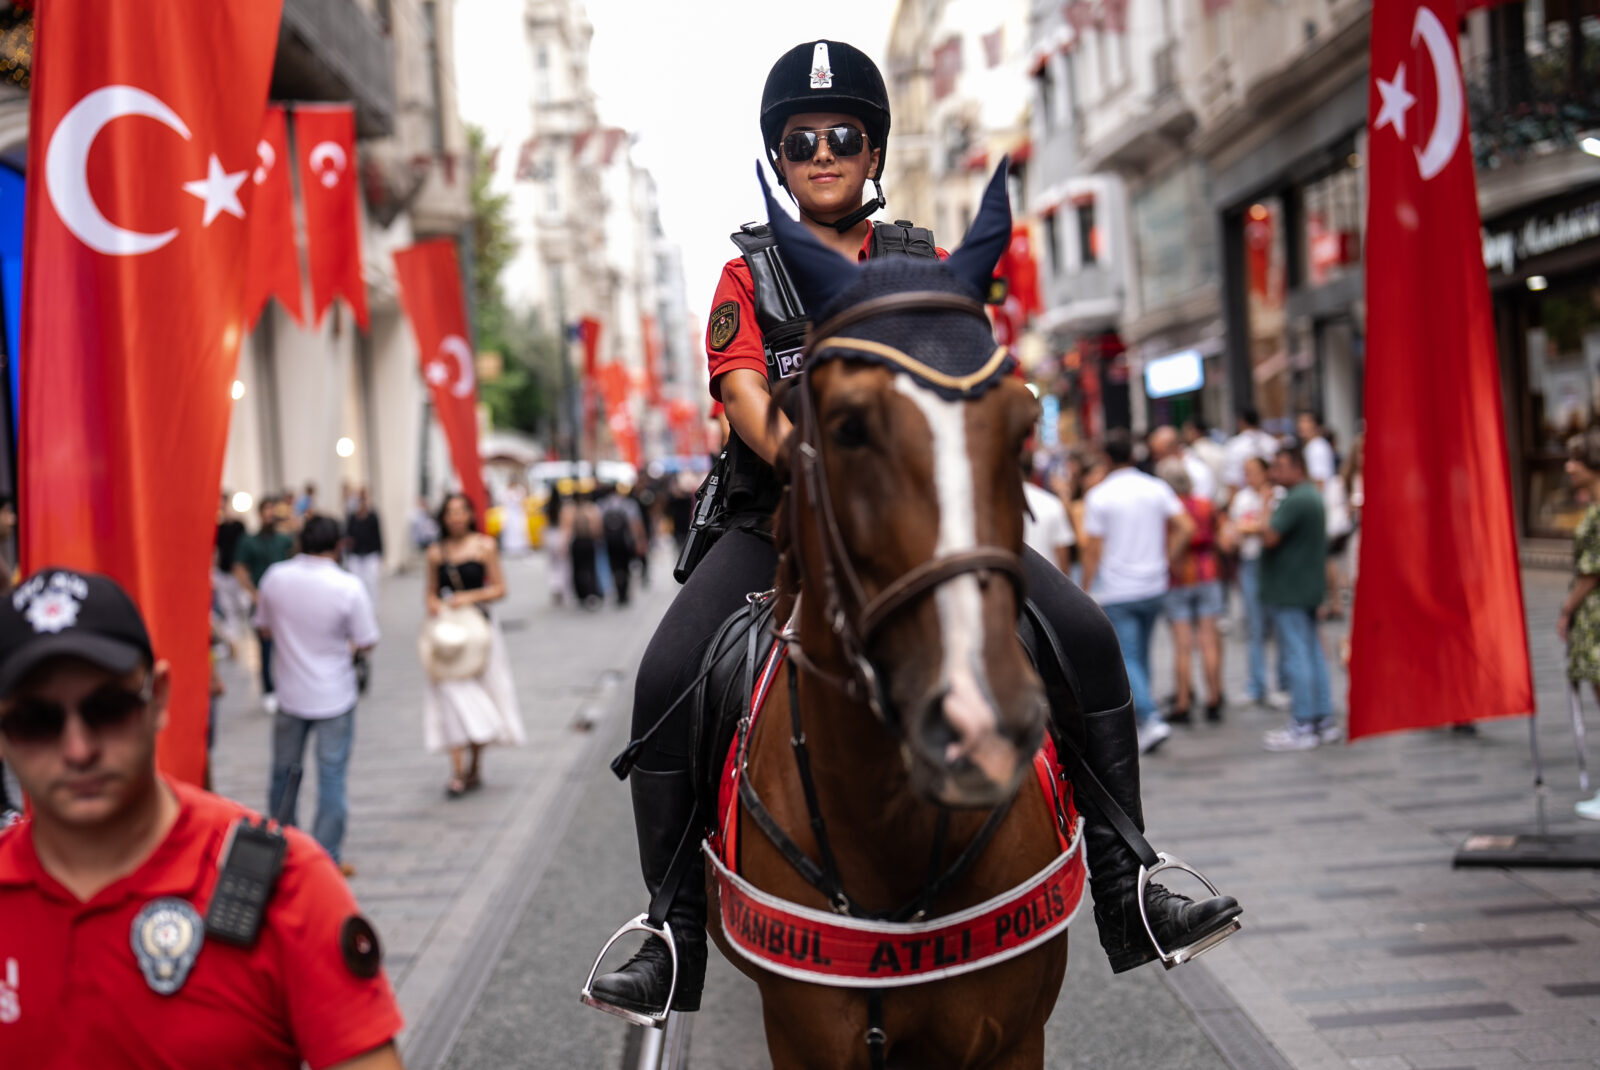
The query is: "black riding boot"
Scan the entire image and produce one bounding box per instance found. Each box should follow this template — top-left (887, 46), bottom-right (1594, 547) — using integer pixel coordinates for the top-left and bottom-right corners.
top-left (588, 767), bottom-right (708, 1013)
top-left (1078, 698), bottom-right (1242, 972)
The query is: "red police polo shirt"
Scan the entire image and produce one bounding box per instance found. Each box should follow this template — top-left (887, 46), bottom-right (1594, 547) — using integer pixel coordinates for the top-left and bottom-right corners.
top-left (0, 780), bottom-right (402, 1069)
top-left (705, 222), bottom-right (951, 400)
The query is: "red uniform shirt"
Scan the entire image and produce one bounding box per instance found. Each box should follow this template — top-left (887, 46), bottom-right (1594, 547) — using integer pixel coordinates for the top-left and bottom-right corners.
top-left (0, 780), bottom-right (402, 1069)
top-left (704, 222), bottom-right (949, 400)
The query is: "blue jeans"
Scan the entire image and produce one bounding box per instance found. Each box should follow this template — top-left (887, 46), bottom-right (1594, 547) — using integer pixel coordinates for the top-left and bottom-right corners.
top-left (1103, 594), bottom-right (1166, 725)
top-left (1269, 607), bottom-right (1332, 726)
top-left (1238, 559), bottom-right (1268, 701)
top-left (269, 708), bottom-right (355, 863)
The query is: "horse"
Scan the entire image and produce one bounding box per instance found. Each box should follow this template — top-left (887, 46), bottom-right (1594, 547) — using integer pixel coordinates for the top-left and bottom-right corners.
top-left (703, 161), bottom-right (1082, 1070)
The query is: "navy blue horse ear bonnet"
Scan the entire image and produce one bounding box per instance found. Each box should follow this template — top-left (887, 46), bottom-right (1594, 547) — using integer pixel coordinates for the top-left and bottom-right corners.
top-left (757, 159), bottom-right (1019, 401)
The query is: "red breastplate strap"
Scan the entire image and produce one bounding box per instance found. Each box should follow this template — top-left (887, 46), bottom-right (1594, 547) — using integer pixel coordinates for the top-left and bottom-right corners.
top-left (708, 643), bottom-right (1086, 987)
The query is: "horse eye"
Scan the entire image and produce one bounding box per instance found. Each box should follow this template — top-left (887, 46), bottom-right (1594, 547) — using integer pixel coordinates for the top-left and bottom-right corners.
top-left (830, 413), bottom-right (870, 449)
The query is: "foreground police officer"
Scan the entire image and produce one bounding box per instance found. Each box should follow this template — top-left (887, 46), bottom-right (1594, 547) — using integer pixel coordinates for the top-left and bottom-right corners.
top-left (0, 569), bottom-right (404, 1069)
top-left (587, 39), bottom-right (1240, 1023)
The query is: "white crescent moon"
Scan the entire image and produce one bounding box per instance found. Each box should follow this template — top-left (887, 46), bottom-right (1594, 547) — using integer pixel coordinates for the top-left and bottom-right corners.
top-left (45, 85), bottom-right (191, 256)
top-left (253, 139), bottom-right (275, 185)
top-left (438, 334), bottom-right (476, 399)
top-left (1413, 6), bottom-right (1462, 182)
top-left (309, 141), bottom-right (346, 187)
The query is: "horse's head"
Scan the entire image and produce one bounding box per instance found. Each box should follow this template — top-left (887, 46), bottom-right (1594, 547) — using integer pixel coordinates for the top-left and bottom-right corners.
top-left (763, 161), bottom-right (1047, 809)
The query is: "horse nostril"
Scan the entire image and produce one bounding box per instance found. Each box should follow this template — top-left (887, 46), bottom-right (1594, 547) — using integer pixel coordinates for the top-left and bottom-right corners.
top-left (918, 690), bottom-right (959, 757)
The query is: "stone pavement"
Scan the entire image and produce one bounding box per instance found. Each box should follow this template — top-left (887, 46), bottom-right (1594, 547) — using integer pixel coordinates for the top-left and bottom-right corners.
top-left (1139, 567), bottom-right (1600, 1069)
top-left (209, 549), bottom-right (679, 1066)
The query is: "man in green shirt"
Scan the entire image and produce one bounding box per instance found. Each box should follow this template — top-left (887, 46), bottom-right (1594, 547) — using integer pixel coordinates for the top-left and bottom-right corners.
top-left (1245, 445), bottom-right (1338, 750)
top-left (232, 496), bottom-right (296, 714)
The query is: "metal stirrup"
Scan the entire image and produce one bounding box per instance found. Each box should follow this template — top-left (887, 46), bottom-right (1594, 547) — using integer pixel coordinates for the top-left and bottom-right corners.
top-left (1135, 853), bottom-right (1242, 969)
top-left (579, 915), bottom-right (679, 1029)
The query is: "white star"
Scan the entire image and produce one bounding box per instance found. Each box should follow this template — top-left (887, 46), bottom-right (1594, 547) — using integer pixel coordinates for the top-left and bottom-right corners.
top-left (182, 154), bottom-right (248, 227)
top-left (1374, 63), bottom-right (1416, 140)
top-left (425, 361), bottom-right (450, 386)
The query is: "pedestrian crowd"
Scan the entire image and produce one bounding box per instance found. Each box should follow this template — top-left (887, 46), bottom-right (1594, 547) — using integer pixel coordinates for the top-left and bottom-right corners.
top-left (1024, 408), bottom-right (1364, 755)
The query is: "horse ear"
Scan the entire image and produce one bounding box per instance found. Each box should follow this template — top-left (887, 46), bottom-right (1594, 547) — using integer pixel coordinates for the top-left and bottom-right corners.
top-left (945, 158), bottom-right (1013, 297)
top-left (757, 162), bottom-right (859, 313)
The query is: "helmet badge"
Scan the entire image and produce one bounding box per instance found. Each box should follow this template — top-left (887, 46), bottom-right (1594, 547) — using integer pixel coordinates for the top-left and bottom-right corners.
top-left (810, 42), bottom-right (833, 89)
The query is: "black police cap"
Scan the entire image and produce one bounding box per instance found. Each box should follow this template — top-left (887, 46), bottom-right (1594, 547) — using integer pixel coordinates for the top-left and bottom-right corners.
top-left (760, 40), bottom-right (890, 179)
top-left (0, 568), bottom-right (154, 696)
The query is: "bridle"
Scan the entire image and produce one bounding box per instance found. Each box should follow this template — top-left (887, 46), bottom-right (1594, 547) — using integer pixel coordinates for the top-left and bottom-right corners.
top-left (785, 289), bottom-right (1027, 724)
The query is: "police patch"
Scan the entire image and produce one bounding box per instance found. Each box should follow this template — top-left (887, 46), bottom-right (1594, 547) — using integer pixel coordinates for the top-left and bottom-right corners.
top-left (708, 301), bottom-right (740, 352)
top-left (340, 915), bottom-right (382, 979)
top-left (131, 897), bottom-right (204, 996)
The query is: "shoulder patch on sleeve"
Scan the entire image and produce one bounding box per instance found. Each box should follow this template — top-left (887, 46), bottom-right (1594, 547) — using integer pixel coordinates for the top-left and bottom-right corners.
top-left (708, 301), bottom-right (740, 352)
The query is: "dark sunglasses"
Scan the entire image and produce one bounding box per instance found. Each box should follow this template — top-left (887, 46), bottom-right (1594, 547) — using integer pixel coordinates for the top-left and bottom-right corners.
top-left (0, 679), bottom-right (153, 745)
top-left (780, 125), bottom-right (867, 163)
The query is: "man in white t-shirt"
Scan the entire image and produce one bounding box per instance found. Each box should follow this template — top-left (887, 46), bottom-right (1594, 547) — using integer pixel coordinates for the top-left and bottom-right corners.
top-left (1222, 407), bottom-right (1280, 492)
top-left (1082, 431), bottom-right (1194, 752)
top-left (255, 514), bottom-right (380, 873)
top-left (1022, 480), bottom-right (1075, 572)
top-left (1149, 425), bottom-right (1217, 504)
top-left (1297, 410), bottom-right (1337, 488)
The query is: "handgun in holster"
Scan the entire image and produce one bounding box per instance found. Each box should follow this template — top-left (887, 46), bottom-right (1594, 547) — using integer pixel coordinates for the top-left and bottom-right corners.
top-left (673, 451), bottom-right (727, 584)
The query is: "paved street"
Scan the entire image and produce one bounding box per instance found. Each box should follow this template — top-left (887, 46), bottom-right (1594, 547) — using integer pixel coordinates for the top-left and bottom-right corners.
top-left (209, 555), bottom-right (1600, 1069)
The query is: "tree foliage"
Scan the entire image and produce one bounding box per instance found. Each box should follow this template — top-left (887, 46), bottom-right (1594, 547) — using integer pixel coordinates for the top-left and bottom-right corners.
top-left (467, 125), bottom-right (561, 438)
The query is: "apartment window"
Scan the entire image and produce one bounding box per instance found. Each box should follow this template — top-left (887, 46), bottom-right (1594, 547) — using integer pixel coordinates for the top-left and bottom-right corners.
top-left (1076, 199), bottom-right (1098, 265)
top-left (543, 153), bottom-right (559, 214)
top-left (374, 0), bottom-right (393, 34)
top-left (1036, 60), bottom-right (1056, 132)
top-left (1044, 210), bottom-right (1063, 274)
top-left (535, 44), bottom-right (552, 105)
top-left (423, 1), bottom-right (446, 156)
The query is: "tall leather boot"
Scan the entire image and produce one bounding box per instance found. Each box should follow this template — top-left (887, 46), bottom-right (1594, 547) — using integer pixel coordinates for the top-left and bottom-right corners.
top-left (1078, 698), bottom-right (1242, 972)
top-left (588, 766), bottom-right (709, 1013)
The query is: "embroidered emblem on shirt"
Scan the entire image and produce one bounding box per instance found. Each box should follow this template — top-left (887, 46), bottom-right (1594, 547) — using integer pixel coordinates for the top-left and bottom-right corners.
top-left (810, 42), bottom-right (833, 89)
top-left (709, 301), bottom-right (740, 352)
top-left (131, 897), bottom-right (204, 996)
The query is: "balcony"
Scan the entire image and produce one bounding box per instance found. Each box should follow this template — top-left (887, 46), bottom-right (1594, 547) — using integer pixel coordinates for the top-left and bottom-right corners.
top-left (271, 0), bottom-right (395, 139)
top-left (1466, 42), bottom-right (1600, 171)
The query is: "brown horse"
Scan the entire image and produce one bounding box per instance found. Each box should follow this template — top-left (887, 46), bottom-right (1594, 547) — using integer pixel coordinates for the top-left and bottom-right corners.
top-left (706, 163), bottom-right (1076, 1069)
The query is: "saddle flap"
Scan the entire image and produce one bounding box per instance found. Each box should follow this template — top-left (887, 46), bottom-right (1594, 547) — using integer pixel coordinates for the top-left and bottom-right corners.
top-left (691, 594), bottom-right (777, 823)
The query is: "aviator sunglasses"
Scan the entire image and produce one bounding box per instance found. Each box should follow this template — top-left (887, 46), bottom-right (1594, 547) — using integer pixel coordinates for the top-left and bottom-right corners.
top-left (780, 124), bottom-right (867, 164)
top-left (0, 678), bottom-right (154, 745)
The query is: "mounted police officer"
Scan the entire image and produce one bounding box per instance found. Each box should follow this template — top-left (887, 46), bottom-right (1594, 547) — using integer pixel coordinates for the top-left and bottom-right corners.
top-left (584, 38), bottom-right (1241, 1025)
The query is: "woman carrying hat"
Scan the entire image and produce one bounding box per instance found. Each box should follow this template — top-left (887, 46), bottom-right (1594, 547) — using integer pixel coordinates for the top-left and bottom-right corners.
top-left (585, 39), bottom-right (1238, 1022)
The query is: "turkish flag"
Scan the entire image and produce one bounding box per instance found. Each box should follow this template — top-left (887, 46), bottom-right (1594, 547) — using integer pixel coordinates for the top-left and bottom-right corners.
top-left (394, 239), bottom-right (488, 520)
top-left (243, 105), bottom-right (303, 327)
top-left (295, 104), bottom-right (368, 330)
top-left (1348, 0), bottom-right (1534, 739)
top-left (20, 0), bottom-right (283, 784)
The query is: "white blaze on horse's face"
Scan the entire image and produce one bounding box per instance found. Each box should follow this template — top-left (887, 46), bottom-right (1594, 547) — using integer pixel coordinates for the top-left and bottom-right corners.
top-left (893, 375), bottom-right (1018, 794)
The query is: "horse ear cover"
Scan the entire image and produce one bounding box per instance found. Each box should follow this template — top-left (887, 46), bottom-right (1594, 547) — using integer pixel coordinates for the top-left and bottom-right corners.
top-left (944, 157), bottom-right (1013, 297)
top-left (757, 162), bottom-right (860, 313)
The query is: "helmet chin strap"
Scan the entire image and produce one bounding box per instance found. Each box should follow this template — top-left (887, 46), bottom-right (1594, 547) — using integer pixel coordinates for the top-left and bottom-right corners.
top-left (792, 178), bottom-right (887, 234)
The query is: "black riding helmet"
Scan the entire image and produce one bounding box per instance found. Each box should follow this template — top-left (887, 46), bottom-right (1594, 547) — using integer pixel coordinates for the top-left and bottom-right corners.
top-left (760, 40), bottom-right (889, 232)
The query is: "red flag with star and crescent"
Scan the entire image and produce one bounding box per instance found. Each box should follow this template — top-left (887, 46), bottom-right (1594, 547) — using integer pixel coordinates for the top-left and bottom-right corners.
top-left (1348, 0), bottom-right (1533, 739)
top-left (394, 239), bottom-right (489, 521)
top-left (20, 0), bottom-right (285, 783)
top-left (295, 103), bottom-right (368, 330)
top-left (243, 105), bottom-right (304, 328)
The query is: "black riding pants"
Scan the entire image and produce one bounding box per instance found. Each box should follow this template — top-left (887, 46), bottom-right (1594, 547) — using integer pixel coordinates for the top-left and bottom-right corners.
top-left (629, 532), bottom-right (1132, 773)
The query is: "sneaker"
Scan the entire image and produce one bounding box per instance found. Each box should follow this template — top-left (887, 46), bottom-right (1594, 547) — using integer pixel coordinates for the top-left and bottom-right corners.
top-left (1137, 720), bottom-right (1173, 755)
top-left (1577, 793), bottom-right (1600, 821)
top-left (1265, 690), bottom-right (1292, 711)
top-left (1262, 723), bottom-right (1320, 752)
top-left (262, 692), bottom-right (279, 716)
top-left (1316, 718), bottom-right (1342, 744)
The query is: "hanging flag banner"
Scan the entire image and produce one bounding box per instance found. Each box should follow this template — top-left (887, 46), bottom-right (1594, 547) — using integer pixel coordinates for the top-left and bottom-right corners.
top-left (295, 103), bottom-right (368, 330)
top-left (578, 315), bottom-right (603, 452)
top-left (1348, 0), bottom-right (1534, 738)
top-left (641, 313), bottom-right (663, 406)
top-left (394, 239), bottom-right (489, 521)
top-left (243, 105), bottom-right (303, 327)
top-left (20, 0), bottom-right (284, 784)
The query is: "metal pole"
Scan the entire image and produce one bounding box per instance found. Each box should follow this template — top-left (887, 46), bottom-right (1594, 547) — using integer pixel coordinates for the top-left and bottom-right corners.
top-left (1569, 679), bottom-right (1591, 794)
top-left (1529, 712), bottom-right (1548, 838)
top-left (554, 264), bottom-right (577, 462)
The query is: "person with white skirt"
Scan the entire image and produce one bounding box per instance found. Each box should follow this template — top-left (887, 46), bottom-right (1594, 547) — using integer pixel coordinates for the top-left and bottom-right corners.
top-left (422, 493), bottom-right (525, 797)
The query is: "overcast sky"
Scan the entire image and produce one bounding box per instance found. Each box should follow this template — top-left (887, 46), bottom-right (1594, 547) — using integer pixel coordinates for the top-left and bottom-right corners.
top-left (457, 0), bottom-right (897, 339)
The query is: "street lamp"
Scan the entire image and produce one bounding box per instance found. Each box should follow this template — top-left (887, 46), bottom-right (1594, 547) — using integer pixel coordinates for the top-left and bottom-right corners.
top-left (1528, 275), bottom-right (1549, 292)
top-left (231, 491), bottom-right (252, 513)
top-left (336, 437), bottom-right (356, 458)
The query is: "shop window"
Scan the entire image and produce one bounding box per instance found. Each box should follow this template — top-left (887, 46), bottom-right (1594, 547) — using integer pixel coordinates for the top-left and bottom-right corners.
top-left (1524, 282), bottom-right (1600, 535)
top-left (1036, 61), bottom-right (1056, 133)
top-left (1132, 162), bottom-right (1217, 308)
top-left (1466, 0), bottom-right (1600, 170)
top-left (1044, 210), bottom-right (1063, 275)
top-left (1300, 152), bottom-right (1363, 287)
top-left (1237, 197), bottom-right (1290, 427)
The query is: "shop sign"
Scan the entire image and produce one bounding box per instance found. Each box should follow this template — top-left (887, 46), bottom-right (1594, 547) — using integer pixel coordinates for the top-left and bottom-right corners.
top-left (1482, 199), bottom-right (1600, 275)
top-left (1144, 348), bottom-right (1204, 399)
